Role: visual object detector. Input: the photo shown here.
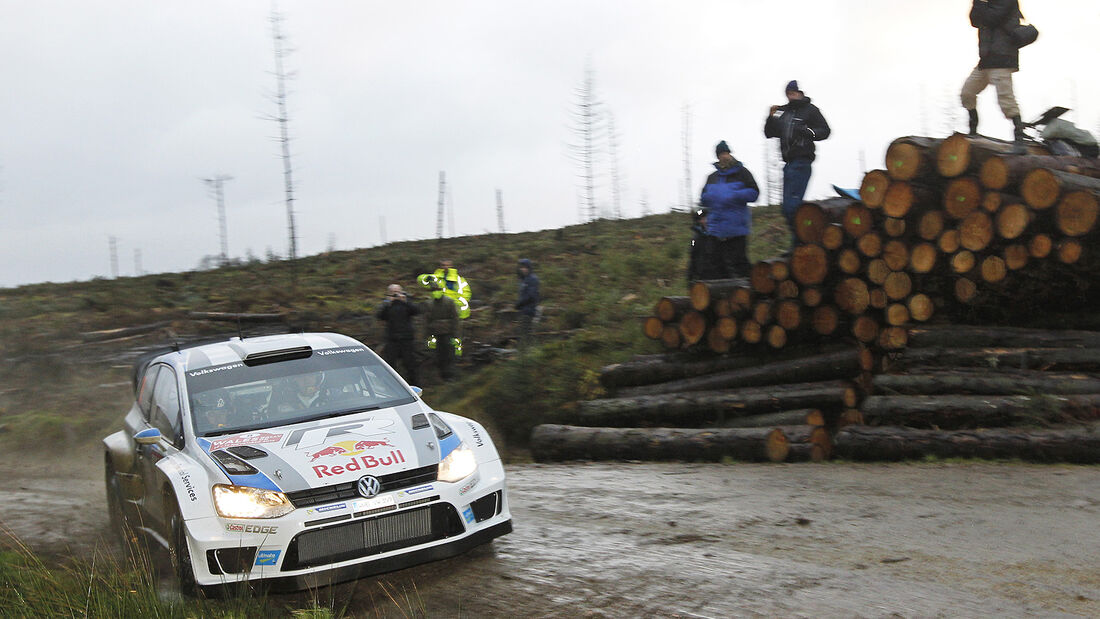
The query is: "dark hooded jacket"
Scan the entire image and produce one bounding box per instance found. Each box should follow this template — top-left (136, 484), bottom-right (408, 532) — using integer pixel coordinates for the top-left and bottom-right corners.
top-left (970, 0), bottom-right (1021, 70)
top-left (515, 259), bottom-right (540, 317)
top-left (699, 160), bottom-right (759, 239)
top-left (764, 96), bottom-right (831, 163)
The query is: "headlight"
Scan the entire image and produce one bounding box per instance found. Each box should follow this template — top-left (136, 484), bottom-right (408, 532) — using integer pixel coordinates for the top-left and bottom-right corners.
top-left (437, 443), bottom-right (477, 483)
top-left (212, 484), bottom-right (294, 519)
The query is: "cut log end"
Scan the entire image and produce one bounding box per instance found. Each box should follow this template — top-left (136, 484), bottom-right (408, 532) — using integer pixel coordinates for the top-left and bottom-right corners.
top-left (860, 170), bottom-right (891, 209)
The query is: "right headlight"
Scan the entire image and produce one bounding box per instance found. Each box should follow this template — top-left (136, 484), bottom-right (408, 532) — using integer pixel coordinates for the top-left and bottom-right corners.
top-left (437, 443), bottom-right (477, 483)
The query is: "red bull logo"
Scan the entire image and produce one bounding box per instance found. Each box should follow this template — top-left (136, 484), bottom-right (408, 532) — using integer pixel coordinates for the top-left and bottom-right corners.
top-left (309, 439), bottom-right (394, 462)
top-left (312, 450), bottom-right (406, 478)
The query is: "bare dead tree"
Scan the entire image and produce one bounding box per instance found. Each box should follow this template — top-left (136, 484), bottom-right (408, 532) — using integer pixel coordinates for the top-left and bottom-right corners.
top-left (109, 236), bottom-right (118, 279)
top-left (681, 103), bottom-right (693, 210)
top-left (436, 171), bottom-right (446, 239)
top-left (268, 5), bottom-right (298, 262)
top-left (567, 64), bottom-right (603, 223)
top-left (606, 110), bottom-right (624, 219)
top-left (203, 174), bottom-right (233, 266)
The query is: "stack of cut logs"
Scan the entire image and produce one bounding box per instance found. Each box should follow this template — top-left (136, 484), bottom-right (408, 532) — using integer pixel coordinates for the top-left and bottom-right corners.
top-left (533, 133), bottom-right (1100, 464)
top-left (643, 133), bottom-right (1100, 354)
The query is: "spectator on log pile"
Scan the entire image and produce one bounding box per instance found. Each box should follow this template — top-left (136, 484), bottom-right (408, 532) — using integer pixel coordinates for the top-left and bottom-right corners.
top-left (764, 80), bottom-right (831, 253)
top-left (376, 283), bottom-right (421, 385)
top-left (960, 0), bottom-right (1030, 154)
top-left (514, 258), bottom-right (541, 347)
top-left (699, 140), bottom-right (760, 280)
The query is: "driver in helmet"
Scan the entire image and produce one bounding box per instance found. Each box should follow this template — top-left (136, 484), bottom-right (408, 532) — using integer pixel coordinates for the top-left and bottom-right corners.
top-left (270, 371), bottom-right (326, 414)
top-left (194, 390), bottom-right (234, 431)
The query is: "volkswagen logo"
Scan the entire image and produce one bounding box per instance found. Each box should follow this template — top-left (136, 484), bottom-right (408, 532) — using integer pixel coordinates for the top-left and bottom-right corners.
top-left (357, 475), bottom-right (381, 498)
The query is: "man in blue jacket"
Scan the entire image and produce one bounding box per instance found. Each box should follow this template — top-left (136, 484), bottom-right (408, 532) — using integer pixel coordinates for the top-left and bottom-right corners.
top-left (961, 0), bottom-right (1028, 153)
top-left (764, 80), bottom-right (831, 252)
top-left (700, 141), bottom-right (760, 280)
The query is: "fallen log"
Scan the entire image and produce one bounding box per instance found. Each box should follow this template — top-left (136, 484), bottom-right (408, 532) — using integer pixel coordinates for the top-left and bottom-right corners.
top-left (80, 321), bottom-right (173, 343)
top-left (718, 408), bottom-right (823, 429)
top-left (771, 425), bottom-right (832, 461)
top-left (872, 369), bottom-right (1100, 396)
top-left (598, 342), bottom-right (860, 389)
top-left (860, 394), bottom-right (1100, 429)
top-left (980, 154), bottom-right (1100, 191)
top-left (906, 325), bottom-right (1100, 349)
top-left (614, 348), bottom-right (863, 398)
top-left (572, 380), bottom-right (858, 427)
top-left (885, 136), bottom-right (942, 182)
top-left (655, 296), bottom-right (692, 322)
top-left (882, 346), bottom-right (1100, 372)
top-left (833, 424), bottom-right (1100, 463)
top-left (187, 311), bottom-right (287, 323)
top-left (529, 424), bottom-right (787, 463)
top-left (859, 169), bottom-right (891, 209)
top-left (1021, 169), bottom-right (1100, 210)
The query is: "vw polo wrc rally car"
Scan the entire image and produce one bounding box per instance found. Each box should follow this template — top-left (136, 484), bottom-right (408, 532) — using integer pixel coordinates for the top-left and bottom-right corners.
top-left (103, 332), bottom-right (511, 593)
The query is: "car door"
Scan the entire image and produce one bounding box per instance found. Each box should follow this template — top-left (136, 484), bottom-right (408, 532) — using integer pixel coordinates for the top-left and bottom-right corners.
top-left (139, 364), bottom-right (184, 533)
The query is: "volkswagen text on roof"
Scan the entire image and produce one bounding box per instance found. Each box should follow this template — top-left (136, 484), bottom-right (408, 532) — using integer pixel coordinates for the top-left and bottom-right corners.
top-left (102, 333), bottom-right (511, 593)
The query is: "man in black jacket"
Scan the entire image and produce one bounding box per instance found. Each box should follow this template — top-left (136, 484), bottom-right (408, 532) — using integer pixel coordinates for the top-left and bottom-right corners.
top-left (961, 0), bottom-right (1028, 153)
top-left (764, 80), bottom-right (830, 252)
top-left (376, 284), bottom-right (420, 384)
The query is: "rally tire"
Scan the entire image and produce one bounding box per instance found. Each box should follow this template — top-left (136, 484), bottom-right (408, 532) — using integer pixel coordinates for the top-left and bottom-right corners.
top-left (168, 501), bottom-right (202, 597)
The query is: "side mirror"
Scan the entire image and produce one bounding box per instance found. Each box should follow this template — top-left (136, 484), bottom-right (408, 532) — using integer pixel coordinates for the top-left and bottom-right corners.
top-left (134, 427), bottom-right (163, 445)
top-left (410, 386), bottom-right (423, 398)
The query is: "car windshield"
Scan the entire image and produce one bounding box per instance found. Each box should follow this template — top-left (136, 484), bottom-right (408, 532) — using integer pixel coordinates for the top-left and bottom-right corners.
top-left (185, 346), bottom-right (415, 437)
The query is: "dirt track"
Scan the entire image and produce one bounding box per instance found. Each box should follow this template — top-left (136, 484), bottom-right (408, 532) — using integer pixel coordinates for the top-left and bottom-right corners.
top-left (2, 451), bottom-right (1098, 617)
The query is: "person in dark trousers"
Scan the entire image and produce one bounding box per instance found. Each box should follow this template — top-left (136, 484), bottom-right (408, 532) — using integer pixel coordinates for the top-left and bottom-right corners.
top-left (514, 258), bottom-right (540, 346)
top-left (961, 0), bottom-right (1028, 154)
top-left (425, 282), bottom-right (459, 381)
top-left (700, 141), bottom-right (760, 280)
top-left (687, 207), bottom-right (718, 282)
top-left (764, 80), bottom-right (831, 252)
top-left (376, 284), bottom-right (420, 385)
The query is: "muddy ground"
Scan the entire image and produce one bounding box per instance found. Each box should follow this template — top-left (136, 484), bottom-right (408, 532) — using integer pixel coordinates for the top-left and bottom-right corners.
top-left (2, 450), bottom-right (1098, 618)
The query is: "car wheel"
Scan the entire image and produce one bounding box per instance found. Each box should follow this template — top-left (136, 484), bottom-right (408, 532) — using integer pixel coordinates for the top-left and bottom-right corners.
top-left (168, 503), bottom-right (201, 597)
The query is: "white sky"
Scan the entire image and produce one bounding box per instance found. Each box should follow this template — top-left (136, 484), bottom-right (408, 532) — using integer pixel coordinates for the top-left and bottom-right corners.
top-left (1, 1), bottom-right (1097, 287)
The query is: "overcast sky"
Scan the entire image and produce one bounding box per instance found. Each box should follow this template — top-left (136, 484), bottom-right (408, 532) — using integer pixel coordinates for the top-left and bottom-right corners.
top-left (1, 1), bottom-right (1097, 287)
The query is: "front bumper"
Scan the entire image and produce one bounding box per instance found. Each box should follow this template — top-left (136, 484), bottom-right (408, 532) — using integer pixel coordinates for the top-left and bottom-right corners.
top-left (184, 459), bottom-right (510, 589)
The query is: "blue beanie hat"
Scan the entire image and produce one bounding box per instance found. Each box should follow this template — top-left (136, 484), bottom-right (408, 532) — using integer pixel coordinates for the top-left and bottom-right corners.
top-left (715, 140), bottom-right (730, 156)
top-left (786, 80), bottom-right (801, 93)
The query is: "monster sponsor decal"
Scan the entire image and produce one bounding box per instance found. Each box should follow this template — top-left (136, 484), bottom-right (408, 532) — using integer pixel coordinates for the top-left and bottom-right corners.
top-left (209, 431), bottom-right (283, 452)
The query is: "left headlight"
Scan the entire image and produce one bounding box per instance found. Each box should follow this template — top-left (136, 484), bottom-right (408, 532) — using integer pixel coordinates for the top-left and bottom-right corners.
top-left (437, 443), bottom-right (477, 483)
top-left (212, 484), bottom-right (294, 519)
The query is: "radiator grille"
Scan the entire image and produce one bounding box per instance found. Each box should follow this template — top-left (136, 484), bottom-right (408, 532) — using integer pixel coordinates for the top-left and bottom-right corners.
top-left (286, 464), bottom-right (438, 508)
top-left (283, 503), bottom-right (463, 570)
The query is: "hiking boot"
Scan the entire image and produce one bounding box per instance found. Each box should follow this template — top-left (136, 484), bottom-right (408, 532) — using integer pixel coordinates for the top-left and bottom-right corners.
top-left (1011, 115), bottom-right (1027, 155)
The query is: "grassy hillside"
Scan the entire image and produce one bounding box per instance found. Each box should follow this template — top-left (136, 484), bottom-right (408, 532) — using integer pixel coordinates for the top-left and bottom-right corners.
top-left (0, 207), bottom-right (789, 457)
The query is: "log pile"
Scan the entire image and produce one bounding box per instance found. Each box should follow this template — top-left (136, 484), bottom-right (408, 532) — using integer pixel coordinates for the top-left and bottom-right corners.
top-left (535, 134), bottom-right (1100, 464)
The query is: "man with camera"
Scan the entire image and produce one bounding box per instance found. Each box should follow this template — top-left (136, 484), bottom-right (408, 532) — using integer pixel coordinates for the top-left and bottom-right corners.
top-left (376, 283), bottom-right (421, 385)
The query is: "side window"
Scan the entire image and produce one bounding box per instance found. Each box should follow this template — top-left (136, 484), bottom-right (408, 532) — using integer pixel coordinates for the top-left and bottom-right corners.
top-left (138, 365), bottom-right (160, 421)
top-left (151, 367), bottom-right (182, 447)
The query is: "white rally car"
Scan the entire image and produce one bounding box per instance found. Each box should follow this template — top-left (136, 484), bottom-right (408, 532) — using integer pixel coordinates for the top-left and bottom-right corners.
top-left (103, 332), bottom-right (511, 593)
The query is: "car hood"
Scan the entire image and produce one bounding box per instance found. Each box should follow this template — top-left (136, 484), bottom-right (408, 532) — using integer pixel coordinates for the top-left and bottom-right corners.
top-left (193, 402), bottom-right (453, 494)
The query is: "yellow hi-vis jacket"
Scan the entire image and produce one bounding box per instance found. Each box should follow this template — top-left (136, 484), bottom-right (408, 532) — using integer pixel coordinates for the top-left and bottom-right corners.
top-left (418, 268), bottom-right (471, 319)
